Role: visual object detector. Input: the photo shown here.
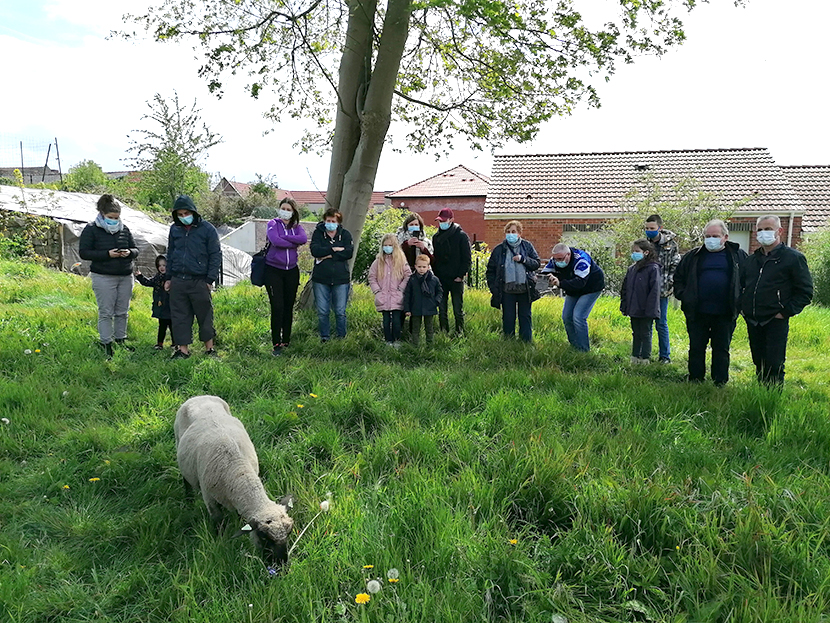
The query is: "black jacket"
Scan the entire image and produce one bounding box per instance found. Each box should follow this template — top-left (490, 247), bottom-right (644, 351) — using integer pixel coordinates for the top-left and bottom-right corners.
top-left (432, 223), bottom-right (471, 282)
top-left (674, 241), bottom-right (747, 321)
top-left (486, 239), bottom-right (541, 308)
top-left (167, 207), bottom-right (222, 284)
top-left (78, 221), bottom-right (138, 276)
top-left (309, 222), bottom-right (354, 285)
top-left (403, 270), bottom-right (443, 316)
top-left (135, 272), bottom-right (171, 319)
top-left (620, 261), bottom-right (661, 319)
top-left (740, 243), bottom-right (813, 322)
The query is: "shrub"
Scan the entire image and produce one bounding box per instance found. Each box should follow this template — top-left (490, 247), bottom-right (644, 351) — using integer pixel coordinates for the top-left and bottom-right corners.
top-left (353, 207), bottom-right (410, 283)
top-left (804, 227), bottom-right (830, 307)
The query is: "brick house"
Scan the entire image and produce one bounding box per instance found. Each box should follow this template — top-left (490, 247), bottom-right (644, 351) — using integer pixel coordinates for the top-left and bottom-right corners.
top-left (780, 165), bottom-right (830, 236)
top-left (484, 148), bottom-right (808, 257)
top-left (386, 165), bottom-right (490, 244)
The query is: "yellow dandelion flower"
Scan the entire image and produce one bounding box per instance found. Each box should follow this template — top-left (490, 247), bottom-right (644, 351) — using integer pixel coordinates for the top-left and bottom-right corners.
top-left (62, 485), bottom-right (70, 489)
top-left (104, 460), bottom-right (110, 465)
top-left (676, 545), bottom-right (680, 550)
top-left (355, 593), bottom-right (370, 604)
top-left (363, 564), bottom-right (374, 569)
top-left (509, 539), bottom-right (518, 545)
top-left (297, 404), bottom-right (304, 408)
top-left (388, 578), bottom-right (399, 583)
top-left (309, 393), bottom-right (318, 398)
top-left (89, 477), bottom-right (100, 482)
top-left (35, 349), bottom-right (41, 353)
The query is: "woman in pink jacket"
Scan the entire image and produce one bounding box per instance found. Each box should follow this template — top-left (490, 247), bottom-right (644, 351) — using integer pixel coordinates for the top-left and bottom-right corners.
top-left (265, 198), bottom-right (308, 356)
top-left (368, 234), bottom-right (412, 346)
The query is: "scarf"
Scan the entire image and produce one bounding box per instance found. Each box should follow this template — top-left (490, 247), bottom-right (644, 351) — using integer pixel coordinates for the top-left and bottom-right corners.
top-left (417, 271), bottom-right (433, 295)
top-left (95, 213), bottom-right (123, 234)
top-left (504, 239), bottom-right (524, 285)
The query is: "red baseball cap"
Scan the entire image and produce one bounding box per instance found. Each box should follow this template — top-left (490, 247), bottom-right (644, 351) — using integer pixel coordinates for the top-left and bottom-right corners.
top-left (435, 208), bottom-right (454, 222)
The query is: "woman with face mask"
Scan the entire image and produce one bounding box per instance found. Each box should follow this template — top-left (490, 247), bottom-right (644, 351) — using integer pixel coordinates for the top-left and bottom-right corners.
top-left (310, 207), bottom-right (354, 341)
top-left (264, 198), bottom-right (308, 356)
top-left (396, 213), bottom-right (434, 271)
top-left (78, 194), bottom-right (139, 358)
top-left (485, 221), bottom-right (541, 342)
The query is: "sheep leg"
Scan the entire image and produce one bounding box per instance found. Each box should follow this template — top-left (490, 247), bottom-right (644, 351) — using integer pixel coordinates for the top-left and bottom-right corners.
top-left (182, 477), bottom-right (194, 498)
top-left (204, 496), bottom-right (224, 534)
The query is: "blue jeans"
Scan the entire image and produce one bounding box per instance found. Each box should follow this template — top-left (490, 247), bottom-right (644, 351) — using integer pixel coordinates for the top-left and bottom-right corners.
top-left (501, 292), bottom-right (533, 342)
top-left (655, 296), bottom-right (671, 360)
top-left (313, 282), bottom-right (349, 339)
top-left (562, 291), bottom-right (601, 352)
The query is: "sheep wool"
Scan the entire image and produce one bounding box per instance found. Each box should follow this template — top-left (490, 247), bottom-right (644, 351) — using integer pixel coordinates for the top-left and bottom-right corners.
top-left (174, 395), bottom-right (294, 566)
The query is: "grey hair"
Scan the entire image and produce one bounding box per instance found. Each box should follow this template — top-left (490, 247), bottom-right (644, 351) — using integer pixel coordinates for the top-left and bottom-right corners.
top-left (704, 219), bottom-right (728, 236)
top-left (756, 215), bottom-right (781, 229)
top-left (552, 242), bottom-right (570, 254)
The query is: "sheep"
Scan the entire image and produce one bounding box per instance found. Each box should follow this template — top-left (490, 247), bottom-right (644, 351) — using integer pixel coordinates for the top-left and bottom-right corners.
top-left (174, 395), bottom-right (294, 567)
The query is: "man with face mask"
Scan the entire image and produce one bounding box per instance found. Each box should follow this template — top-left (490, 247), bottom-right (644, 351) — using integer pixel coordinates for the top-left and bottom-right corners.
top-left (644, 214), bottom-right (681, 363)
top-left (674, 220), bottom-right (747, 386)
top-left (739, 215), bottom-right (813, 385)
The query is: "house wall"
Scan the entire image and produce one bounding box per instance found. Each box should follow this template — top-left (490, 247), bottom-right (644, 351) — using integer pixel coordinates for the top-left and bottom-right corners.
top-left (397, 197), bottom-right (487, 244)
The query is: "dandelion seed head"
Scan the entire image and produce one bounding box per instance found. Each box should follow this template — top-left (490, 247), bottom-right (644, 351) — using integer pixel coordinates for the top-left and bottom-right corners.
top-left (62, 391), bottom-right (69, 397)
top-left (386, 568), bottom-right (399, 580)
top-left (1, 418), bottom-right (9, 425)
top-left (355, 593), bottom-right (370, 604)
top-left (320, 499), bottom-right (330, 512)
top-left (24, 349), bottom-right (32, 355)
top-left (367, 580), bottom-right (381, 594)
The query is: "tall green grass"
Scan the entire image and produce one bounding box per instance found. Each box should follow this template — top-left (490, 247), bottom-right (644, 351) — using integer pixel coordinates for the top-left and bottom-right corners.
top-left (1, 258), bottom-right (829, 622)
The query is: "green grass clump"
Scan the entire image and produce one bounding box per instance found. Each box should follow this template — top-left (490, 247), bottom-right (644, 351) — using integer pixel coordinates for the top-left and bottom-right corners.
top-left (1, 258), bottom-right (830, 622)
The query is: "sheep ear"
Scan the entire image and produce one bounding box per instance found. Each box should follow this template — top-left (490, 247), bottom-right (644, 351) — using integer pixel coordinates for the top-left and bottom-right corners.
top-left (232, 523), bottom-right (254, 538)
top-left (279, 494), bottom-right (295, 513)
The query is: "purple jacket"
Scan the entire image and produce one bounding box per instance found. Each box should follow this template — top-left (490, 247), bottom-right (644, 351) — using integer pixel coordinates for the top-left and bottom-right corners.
top-left (368, 257), bottom-right (412, 311)
top-left (265, 219), bottom-right (308, 270)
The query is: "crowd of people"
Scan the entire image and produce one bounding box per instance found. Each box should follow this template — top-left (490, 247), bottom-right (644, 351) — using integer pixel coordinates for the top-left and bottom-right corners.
top-left (78, 195), bottom-right (814, 387)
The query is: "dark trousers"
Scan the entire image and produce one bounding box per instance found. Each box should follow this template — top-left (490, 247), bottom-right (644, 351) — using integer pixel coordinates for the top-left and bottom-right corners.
top-left (686, 313), bottom-right (737, 385)
top-left (170, 277), bottom-right (215, 346)
top-left (156, 318), bottom-right (174, 346)
top-left (382, 310), bottom-right (403, 342)
top-left (438, 278), bottom-right (465, 334)
top-left (410, 315), bottom-right (435, 345)
top-left (501, 292), bottom-right (533, 342)
top-left (265, 266), bottom-right (300, 346)
top-left (745, 317), bottom-right (789, 385)
top-left (630, 317), bottom-right (654, 359)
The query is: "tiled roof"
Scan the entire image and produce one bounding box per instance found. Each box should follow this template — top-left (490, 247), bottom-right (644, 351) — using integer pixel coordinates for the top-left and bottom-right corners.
top-left (484, 148), bottom-right (804, 216)
top-left (289, 190), bottom-right (389, 207)
top-left (780, 165), bottom-right (830, 232)
top-left (388, 165), bottom-right (490, 198)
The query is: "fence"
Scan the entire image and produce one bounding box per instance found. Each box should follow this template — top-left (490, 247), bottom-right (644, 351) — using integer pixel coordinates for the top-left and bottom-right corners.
top-left (0, 136), bottom-right (63, 184)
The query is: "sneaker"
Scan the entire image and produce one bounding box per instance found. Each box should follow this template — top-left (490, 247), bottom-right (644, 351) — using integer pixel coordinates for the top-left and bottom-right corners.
top-left (115, 339), bottom-right (135, 352)
top-left (153, 344), bottom-right (164, 351)
top-left (659, 357), bottom-right (671, 364)
top-left (272, 345), bottom-right (282, 357)
top-left (321, 337), bottom-right (329, 343)
top-left (171, 349), bottom-right (191, 360)
top-left (205, 348), bottom-right (218, 358)
top-left (102, 342), bottom-right (114, 359)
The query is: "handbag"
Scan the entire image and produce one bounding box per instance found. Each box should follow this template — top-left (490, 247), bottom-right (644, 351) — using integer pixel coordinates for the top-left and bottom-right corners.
top-left (250, 241), bottom-right (271, 287)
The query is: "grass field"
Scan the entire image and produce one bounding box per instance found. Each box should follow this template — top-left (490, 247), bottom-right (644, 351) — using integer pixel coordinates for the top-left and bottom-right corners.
top-left (1, 258), bottom-right (829, 623)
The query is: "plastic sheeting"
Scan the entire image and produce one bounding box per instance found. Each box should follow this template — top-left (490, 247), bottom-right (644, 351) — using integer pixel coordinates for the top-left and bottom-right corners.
top-left (0, 186), bottom-right (252, 286)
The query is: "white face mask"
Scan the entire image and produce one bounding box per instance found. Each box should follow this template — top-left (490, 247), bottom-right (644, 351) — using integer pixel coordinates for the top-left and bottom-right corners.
top-left (704, 237), bottom-right (723, 251)
top-left (278, 209), bottom-right (292, 221)
top-left (756, 230), bottom-right (777, 246)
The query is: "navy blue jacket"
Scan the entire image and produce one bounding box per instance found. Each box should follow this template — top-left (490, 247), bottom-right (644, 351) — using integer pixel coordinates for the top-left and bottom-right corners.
top-left (310, 222), bottom-right (354, 286)
top-left (620, 261), bottom-right (661, 319)
top-left (541, 247), bottom-right (605, 296)
top-left (403, 270), bottom-right (443, 316)
top-left (135, 272), bottom-right (171, 319)
top-left (78, 221), bottom-right (138, 276)
top-left (166, 207), bottom-right (222, 284)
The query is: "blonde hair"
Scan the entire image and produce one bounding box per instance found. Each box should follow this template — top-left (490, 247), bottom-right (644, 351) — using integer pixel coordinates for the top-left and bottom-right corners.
top-left (376, 234), bottom-right (407, 280)
top-left (504, 220), bottom-right (523, 234)
top-left (415, 254), bottom-right (431, 266)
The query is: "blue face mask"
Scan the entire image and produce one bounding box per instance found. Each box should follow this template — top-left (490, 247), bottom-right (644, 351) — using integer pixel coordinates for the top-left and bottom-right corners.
top-left (438, 221), bottom-right (451, 231)
top-left (505, 233), bottom-right (520, 245)
top-left (645, 229), bottom-right (660, 239)
top-left (408, 225), bottom-right (420, 233)
top-left (104, 218), bottom-right (119, 226)
top-left (554, 260), bottom-right (568, 268)
top-left (631, 251), bottom-right (644, 262)
top-left (704, 237), bottom-right (723, 251)
top-left (324, 222), bottom-right (338, 232)
top-left (180, 215), bottom-right (194, 226)
top-left (382, 245), bottom-right (393, 255)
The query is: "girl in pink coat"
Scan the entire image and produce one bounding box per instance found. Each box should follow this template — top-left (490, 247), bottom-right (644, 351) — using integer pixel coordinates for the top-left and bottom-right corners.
top-left (368, 234), bottom-right (412, 346)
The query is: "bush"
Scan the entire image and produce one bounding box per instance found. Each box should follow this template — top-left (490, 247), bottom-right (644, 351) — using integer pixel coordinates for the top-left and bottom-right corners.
top-left (804, 227), bottom-right (830, 307)
top-left (353, 208), bottom-right (411, 283)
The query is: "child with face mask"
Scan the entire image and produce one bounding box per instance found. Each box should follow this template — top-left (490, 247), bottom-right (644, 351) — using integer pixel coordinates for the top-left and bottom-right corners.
top-left (368, 234), bottom-right (412, 346)
top-left (135, 254), bottom-right (175, 351)
top-left (619, 239), bottom-right (662, 364)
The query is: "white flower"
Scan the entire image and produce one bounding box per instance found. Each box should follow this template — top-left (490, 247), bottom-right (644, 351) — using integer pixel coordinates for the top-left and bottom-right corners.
top-left (366, 580), bottom-right (381, 594)
top-left (1, 418), bottom-right (9, 425)
top-left (62, 391), bottom-right (69, 398)
top-left (386, 568), bottom-right (399, 580)
top-left (320, 499), bottom-right (330, 512)
top-left (24, 349), bottom-right (32, 355)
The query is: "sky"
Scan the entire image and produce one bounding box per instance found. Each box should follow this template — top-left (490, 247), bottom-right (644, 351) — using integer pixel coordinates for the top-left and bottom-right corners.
top-left (1, 0), bottom-right (829, 194)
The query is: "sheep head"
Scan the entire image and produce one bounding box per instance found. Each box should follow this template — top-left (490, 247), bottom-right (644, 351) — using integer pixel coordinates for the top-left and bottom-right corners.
top-left (249, 499), bottom-right (294, 568)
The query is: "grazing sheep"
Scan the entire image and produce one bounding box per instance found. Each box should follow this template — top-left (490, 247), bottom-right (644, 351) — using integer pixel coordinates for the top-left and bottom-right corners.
top-left (175, 395), bottom-right (294, 567)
